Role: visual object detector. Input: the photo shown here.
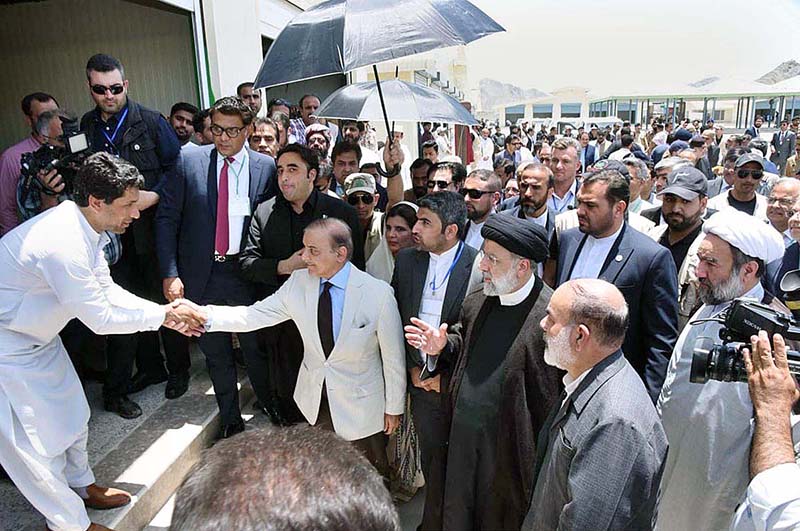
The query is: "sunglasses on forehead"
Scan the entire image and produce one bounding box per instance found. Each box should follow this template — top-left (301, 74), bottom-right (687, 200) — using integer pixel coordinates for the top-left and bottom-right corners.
top-left (91, 84), bottom-right (124, 96)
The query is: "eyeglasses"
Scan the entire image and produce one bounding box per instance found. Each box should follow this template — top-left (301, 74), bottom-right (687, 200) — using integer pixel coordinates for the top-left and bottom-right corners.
top-left (347, 193), bottom-right (374, 205)
top-left (91, 84), bottom-right (124, 96)
top-left (210, 124), bottom-right (245, 138)
top-left (427, 180), bottom-right (451, 189)
top-left (737, 169), bottom-right (763, 180)
top-left (478, 249), bottom-right (500, 266)
top-left (459, 188), bottom-right (493, 199)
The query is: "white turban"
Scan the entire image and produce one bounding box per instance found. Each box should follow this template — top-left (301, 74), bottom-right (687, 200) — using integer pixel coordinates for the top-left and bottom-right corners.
top-left (702, 209), bottom-right (785, 263)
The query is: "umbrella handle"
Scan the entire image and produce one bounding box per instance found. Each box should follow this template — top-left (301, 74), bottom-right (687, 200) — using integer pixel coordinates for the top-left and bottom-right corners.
top-left (373, 65), bottom-right (393, 148)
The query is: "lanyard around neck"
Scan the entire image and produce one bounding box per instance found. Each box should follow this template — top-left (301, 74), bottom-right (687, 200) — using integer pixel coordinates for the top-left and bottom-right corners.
top-left (430, 241), bottom-right (464, 292)
top-left (102, 107), bottom-right (129, 150)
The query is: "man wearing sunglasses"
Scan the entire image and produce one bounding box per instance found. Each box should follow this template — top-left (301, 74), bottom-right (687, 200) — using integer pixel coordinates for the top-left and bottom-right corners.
top-left (707, 153), bottom-right (768, 220)
top-left (79, 53), bottom-right (185, 415)
top-left (460, 169), bottom-right (501, 250)
top-left (344, 173), bottom-right (383, 261)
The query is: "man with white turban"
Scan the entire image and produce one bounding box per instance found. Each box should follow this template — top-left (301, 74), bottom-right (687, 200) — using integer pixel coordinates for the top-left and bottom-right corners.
top-left (656, 209), bottom-right (788, 531)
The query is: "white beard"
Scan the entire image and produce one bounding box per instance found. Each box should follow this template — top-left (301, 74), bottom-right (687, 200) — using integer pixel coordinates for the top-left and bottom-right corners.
top-left (483, 267), bottom-right (519, 296)
top-left (543, 325), bottom-right (576, 370)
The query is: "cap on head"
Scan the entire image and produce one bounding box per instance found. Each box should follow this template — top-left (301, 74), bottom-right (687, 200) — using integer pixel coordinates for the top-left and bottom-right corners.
top-left (658, 166), bottom-right (708, 200)
top-left (343, 172), bottom-right (376, 195)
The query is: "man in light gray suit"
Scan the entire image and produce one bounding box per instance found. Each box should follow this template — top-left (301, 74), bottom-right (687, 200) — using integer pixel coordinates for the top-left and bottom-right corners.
top-left (188, 218), bottom-right (406, 477)
top-left (771, 119), bottom-right (797, 176)
top-left (522, 279), bottom-right (668, 530)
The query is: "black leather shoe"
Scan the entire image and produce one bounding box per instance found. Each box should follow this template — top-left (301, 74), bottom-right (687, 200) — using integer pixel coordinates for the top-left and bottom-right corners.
top-left (218, 420), bottom-right (245, 439)
top-left (259, 400), bottom-right (290, 427)
top-left (104, 396), bottom-right (142, 419)
top-left (128, 371), bottom-right (168, 395)
top-left (165, 372), bottom-right (190, 399)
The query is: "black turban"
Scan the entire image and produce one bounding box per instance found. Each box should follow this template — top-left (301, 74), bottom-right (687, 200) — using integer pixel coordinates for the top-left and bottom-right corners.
top-left (481, 213), bottom-right (549, 262)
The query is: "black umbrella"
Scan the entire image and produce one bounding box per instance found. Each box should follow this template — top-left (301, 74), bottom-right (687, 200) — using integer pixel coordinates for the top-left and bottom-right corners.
top-left (253, 0), bottom-right (504, 89)
top-left (316, 79), bottom-right (478, 125)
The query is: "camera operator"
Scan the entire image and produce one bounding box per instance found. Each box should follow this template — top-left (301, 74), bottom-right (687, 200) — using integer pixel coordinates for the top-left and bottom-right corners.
top-left (656, 208), bottom-right (788, 531)
top-left (729, 330), bottom-right (800, 530)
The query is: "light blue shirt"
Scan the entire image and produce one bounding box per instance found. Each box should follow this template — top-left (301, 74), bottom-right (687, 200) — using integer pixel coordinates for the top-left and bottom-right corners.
top-left (319, 261), bottom-right (351, 342)
top-left (550, 179), bottom-right (578, 214)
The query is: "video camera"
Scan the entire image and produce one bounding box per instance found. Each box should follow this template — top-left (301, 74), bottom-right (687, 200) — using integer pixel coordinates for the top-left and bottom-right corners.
top-left (19, 116), bottom-right (90, 198)
top-left (690, 297), bottom-right (800, 384)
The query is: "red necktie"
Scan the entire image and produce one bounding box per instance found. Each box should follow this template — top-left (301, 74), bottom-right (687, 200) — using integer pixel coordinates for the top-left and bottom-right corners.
top-left (214, 156), bottom-right (233, 255)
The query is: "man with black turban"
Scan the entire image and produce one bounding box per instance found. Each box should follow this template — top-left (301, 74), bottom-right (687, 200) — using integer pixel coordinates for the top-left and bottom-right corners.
top-left (405, 214), bottom-right (562, 530)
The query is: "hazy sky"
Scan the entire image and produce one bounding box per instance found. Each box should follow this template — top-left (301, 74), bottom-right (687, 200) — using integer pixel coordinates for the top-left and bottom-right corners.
top-left (463, 0), bottom-right (800, 95)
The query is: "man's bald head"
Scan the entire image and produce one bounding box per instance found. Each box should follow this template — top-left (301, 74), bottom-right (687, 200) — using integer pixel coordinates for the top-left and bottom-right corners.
top-left (767, 178), bottom-right (800, 234)
top-left (558, 279), bottom-right (629, 349)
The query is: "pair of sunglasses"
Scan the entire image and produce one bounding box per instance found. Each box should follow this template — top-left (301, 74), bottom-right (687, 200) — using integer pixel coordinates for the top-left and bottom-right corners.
top-left (347, 193), bottom-right (374, 205)
top-left (91, 84), bottom-right (124, 96)
top-left (737, 169), bottom-right (763, 180)
top-left (459, 188), bottom-right (493, 199)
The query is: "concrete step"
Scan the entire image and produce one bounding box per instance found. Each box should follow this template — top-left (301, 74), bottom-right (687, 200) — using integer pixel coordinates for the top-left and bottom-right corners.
top-left (82, 373), bottom-right (255, 531)
top-left (12, 345), bottom-right (255, 531)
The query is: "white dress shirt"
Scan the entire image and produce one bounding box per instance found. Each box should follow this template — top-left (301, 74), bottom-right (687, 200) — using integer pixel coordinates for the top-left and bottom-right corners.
top-left (732, 462), bottom-right (800, 530)
top-left (0, 201), bottom-right (165, 457)
top-left (561, 368), bottom-right (591, 408)
top-left (498, 271), bottom-right (537, 306)
top-left (465, 220), bottom-right (486, 250)
top-left (569, 224), bottom-right (624, 280)
top-left (216, 146), bottom-right (251, 255)
top-left (530, 210), bottom-right (548, 276)
top-left (419, 241), bottom-right (462, 366)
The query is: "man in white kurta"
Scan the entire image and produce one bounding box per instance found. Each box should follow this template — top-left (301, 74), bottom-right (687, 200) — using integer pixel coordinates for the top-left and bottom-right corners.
top-left (656, 209), bottom-right (787, 531)
top-left (0, 154), bottom-right (200, 531)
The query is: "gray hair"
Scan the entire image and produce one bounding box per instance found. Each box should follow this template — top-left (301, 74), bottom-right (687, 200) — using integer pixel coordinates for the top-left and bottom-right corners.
top-left (567, 283), bottom-right (630, 348)
top-left (35, 110), bottom-right (67, 137)
top-left (517, 162), bottom-right (554, 188)
top-left (623, 157), bottom-right (650, 181)
top-left (305, 217), bottom-right (354, 261)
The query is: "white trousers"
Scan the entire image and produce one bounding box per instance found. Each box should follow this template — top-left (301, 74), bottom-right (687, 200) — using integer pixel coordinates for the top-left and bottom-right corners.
top-left (0, 391), bottom-right (93, 531)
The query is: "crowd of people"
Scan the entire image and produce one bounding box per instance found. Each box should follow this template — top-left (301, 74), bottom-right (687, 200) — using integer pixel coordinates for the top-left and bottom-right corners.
top-left (1, 51), bottom-right (800, 531)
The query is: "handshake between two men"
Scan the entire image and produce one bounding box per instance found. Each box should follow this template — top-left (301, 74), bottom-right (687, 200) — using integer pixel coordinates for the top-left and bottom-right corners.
top-left (162, 298), bottom-right (208, 337)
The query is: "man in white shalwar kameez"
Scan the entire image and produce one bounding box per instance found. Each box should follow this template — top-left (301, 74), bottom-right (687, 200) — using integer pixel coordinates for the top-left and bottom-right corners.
top-left (656, 209), bottom-right (787, 531)
top-left (0, 153), bottom-right (202, 531)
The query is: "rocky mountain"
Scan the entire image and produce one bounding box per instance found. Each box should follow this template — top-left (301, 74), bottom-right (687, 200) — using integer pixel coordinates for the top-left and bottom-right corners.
top-left (756, 60), bottom-right (800, 85)
top-left (479, 79), bottom-right (548, 110)
top-left (689, 76), bottom-right (720, 88)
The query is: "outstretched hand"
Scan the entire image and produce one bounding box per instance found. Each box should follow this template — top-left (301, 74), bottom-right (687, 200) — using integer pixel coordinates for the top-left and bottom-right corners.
top-left (163, 299), bottom-right (207, 337)
top-left (404, 317), bottom-right (448, 356)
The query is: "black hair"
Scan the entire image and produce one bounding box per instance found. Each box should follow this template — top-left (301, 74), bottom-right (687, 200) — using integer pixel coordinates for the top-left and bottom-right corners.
top-left (299, 94), bottom-right (320, 107)
top-left (427, 161), bottom-right (467, 185)
top-left (418, 191), bottom-right (468, 238)
top-left (73, 152), bottom-right (143, 206)
top-left (86, 53), bottom-right (125, 80)
top-left (411, 158), bottom-right (433, 173)
top-left (421, 140), bottom-right (439, 153)
top-left (582, 169), bottom-right (630, 207)
top-left (236, 82), bottom-right (254, 96)
top-left (21, 92), bottom-right (58, 117)
top-left (210, 96), bottom-right (255, 126)
top-left (331, 140), bottom-right (362, 164)
top-left (170, 102), bottom-right (199, 118)
top-left (172, 426), bottom-right (399, 531)
top-left (277, 143), bottom-right (320, 175)
top-left (192, 109), bottom-right (210, 133)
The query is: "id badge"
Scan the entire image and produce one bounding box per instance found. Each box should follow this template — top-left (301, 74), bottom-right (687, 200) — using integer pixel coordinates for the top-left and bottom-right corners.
top-left (230, 195), bottom-right (251, 216)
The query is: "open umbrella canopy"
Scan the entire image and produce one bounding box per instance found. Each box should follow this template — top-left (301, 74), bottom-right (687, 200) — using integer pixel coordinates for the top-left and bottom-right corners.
top-left (315, 79), bottom-right (478, 125)
top-left (254, 0), bottom-right (504, 89)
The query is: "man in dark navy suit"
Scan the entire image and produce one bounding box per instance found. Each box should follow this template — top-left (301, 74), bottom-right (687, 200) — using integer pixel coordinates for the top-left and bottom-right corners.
top-left (548, 167), bottom-right (679, 402)
top-left (155, 96), bottom-right (276, 438)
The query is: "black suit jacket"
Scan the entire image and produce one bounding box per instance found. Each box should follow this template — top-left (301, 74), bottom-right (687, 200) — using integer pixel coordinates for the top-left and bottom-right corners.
top-left (554, 223), bottom-right (679, 401)
top-left (155, 147), bottom-right (276, 302)
top-left (641, 205), bottom-right (661, 225)
top-left (501, 205), bottom-right (556, 242)
top-left (239, 189), bottom-right (364, 297)
top-left (391, 243), bottom-right (479, 372)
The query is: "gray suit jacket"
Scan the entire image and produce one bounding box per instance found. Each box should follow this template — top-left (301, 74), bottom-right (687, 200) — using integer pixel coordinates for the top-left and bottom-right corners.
top-left (523, 350), bottom-right (668, 530)
top-left (771, 131), bottom-right (797, 174)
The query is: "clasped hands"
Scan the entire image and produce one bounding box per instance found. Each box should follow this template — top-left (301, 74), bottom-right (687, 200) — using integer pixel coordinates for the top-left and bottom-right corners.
top-left (162, 299), bottom-right (207, 337)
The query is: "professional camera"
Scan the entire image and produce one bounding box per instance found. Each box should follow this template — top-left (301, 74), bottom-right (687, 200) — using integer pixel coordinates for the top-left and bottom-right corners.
top-left (19, 116), bottom-right (90, 198)
top-left (690, 297), bottom-right (800, 383)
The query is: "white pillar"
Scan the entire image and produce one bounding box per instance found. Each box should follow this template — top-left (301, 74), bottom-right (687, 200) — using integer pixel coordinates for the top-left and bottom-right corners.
top-left (202, 0), bottom-right (264, 100)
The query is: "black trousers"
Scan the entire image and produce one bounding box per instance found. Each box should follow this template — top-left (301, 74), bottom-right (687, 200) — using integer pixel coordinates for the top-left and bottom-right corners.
top-left (103, 229), bottom-right (191, 399)
top-left (199, 260), bottom-right (262, 427)
top-left (316, 389), bottom-right (389, 480)
top-left (255, 320), bottom-right (304, 422)
top-left (410, 385), bottom-right (450, 531)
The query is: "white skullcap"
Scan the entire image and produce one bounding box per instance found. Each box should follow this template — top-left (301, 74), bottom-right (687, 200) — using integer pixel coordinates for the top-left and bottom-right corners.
top-left (702, 209), bottom-right (785, 263)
